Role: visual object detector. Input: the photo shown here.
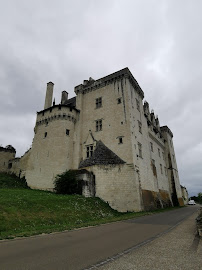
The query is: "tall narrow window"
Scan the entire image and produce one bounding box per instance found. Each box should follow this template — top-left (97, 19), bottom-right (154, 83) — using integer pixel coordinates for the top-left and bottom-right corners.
top-left (138, 121), bottom-right (142, 133)
top-left (150, 142), bottom-right (153, 152)
top-left (158, 148), bottom-right (161, 157)
top-left (138, 142), bottom-right (142, 158)
top-left (165, 167), bottom-right (167, 176)
top-left (96, 119), bottom-right (102, 131)
top-left (136, 99), bottom-right (140, 111)
top-left (118, 137), bottom-right (123, 144)
top-left (44, 132), bottom-right (47, 138)
top-left (66, 129), bottom-right (70, 136)
top-left (162, 152), bottom-right (165, 160)
top-left (86, 145), bottom-right (93, 158)
top-left (160, 164), bottom-right (163, 174)
top-left (96, 97), bottom-right (102, 108)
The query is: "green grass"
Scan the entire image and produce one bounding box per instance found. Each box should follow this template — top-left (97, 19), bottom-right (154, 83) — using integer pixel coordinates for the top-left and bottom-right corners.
top-left (0, 173), bottom-right (182, 240)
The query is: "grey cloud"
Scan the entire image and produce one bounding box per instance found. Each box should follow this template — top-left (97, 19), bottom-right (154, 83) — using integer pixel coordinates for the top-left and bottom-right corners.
top-left (0, 0), bottom-right (201, 196)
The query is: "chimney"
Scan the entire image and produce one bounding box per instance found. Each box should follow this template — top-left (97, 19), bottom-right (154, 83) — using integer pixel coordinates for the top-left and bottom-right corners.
top-left (61, 91), bottom-right (68, 104)
top-left (44, 82), bottom-right (54, 109)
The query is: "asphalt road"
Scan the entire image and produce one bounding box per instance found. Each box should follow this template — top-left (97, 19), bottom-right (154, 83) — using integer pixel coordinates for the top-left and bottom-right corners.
top-left (0, 206), bottom-right (198, 270)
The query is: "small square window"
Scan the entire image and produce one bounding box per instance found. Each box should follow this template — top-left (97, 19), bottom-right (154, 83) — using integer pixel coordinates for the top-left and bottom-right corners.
top-left (66, 129), bottom-right (70, 136)
top-left (96, 97), bottom-right (102, 108)
top-left (117, 98), bottom-right (122, 104)
top-left (96, 119), bottom-right (102, 131)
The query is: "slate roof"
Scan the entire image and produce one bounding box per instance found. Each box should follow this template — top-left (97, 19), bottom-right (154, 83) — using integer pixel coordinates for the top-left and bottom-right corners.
top-left (63, 96), bottom-right (76, 107)
top-left (79, 141), bottom-right (126, 168)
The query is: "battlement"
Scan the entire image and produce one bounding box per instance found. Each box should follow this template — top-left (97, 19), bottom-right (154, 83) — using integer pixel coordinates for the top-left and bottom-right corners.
top-left (37, 103), bottom-right (79, 115)
top-left (160, 126), bottom-right (173, 138)
top-left (0, 145), bottom-right (16, 153)
top-left (36, 112), bottom-right (77, 127)
top-left (74, 67), bottom-right (144, 99)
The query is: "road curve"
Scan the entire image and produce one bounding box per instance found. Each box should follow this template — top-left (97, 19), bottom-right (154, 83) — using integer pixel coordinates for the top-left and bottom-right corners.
top-left (0, 206), bottom-right (198, 270)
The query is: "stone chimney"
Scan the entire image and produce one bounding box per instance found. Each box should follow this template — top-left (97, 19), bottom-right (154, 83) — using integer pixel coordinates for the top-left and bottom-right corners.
top-left (61, 91), bottom-right (68, 104)
top-left (44, 82), bottom-right (54, 109)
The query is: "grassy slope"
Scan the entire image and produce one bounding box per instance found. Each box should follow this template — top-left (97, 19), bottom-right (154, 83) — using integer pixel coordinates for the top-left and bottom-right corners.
top-left (0, 173), bottom-right (180, 240)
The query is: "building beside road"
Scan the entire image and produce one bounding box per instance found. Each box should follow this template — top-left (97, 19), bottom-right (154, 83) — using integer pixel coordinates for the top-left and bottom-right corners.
top-left (0, 68), bottom-right (184, 212)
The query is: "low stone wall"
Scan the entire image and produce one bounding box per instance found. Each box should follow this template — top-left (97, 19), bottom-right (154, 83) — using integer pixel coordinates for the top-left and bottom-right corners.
top-left (196, 207), bottom-right (202, 237)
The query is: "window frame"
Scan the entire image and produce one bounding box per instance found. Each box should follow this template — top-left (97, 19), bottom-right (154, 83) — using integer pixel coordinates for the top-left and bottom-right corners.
top-left (136, 99), bottom-right (140, 111)
top-left (138, 142), bottom-right (142, 158)
top-left (138, 120), bottom-right (142, 134)
top-left (95, 97), bottom-right (102, 109)
top-left (86, 144), bottom-right (94, 158)
top-left (150, 142), bottom-right (153, 152)
top-left (96, 119), bottom-right (102, 132)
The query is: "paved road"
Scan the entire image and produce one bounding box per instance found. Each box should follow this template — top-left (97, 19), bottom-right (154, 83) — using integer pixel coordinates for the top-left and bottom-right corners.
top-left (0, 206), bottom-right (198, 270)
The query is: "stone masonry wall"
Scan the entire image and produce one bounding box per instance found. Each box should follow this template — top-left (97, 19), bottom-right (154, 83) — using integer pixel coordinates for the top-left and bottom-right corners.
top-left (82, 164), bottom-right (142, 212)
top-left (25, 106), bottom-right (79, 190)
top-left (0, 148), bottom-right (15, 172)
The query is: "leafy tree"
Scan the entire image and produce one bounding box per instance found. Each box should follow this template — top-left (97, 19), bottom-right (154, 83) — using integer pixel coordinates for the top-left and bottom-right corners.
top-left (54, 170), bottom-right (82, 195)
top-left (198, 192), bottom-right (202, 204)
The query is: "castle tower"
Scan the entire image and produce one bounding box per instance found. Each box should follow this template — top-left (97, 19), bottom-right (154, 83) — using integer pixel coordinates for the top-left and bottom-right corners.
top-left (44, 82), bottom-right (54, 109)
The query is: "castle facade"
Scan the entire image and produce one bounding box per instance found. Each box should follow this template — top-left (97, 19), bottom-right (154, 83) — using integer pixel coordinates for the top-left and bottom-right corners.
top-left (1, 68), bottom-right (185, 211)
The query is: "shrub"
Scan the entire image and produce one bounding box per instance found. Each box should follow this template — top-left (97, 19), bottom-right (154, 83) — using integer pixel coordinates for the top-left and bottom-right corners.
top-left (0, 173), bottom-right (29, 189)
top-left (54, 170), bottom-right (82, 195)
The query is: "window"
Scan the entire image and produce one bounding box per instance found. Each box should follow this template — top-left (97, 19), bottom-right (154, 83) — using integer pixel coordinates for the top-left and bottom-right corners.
top-left (150, 142), bottom-right (153, 152)
top-left (118, 137), bottom-right (123, 144)
top-left (138, 121), bottom-right (142, 133)
top-left (117, 98), bottom-right (122, 104)
top-left (96, 97), bottom-right (102, 108)
top-left (138, 142), bottom-right (142, 158)
top-left (172, 154), bottom-right (175, 163)
top-left (160, 164), bottom-right (163, 174)
top-left (136, 99), bottom-right (140, 111)
top-left (86, 145), bottom-right (93, 158)
top-left (96, 119), bottom-right (102, 131)
top-left (8, 163), bottom-right (12, 169)
top-left (162, 152), bottom-right (165, 160)
top-left (158, 148), bottom-right (161, 157)
top-left (44, 132), bottom-right (47, 138)
top-left (66, 129), bottom-right (70, 136)
top-left (165, 167), bottom-right (167, 176)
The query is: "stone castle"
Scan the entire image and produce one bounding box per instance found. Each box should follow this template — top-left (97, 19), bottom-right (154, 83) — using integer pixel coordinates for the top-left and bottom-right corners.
top-left (0, 67), bottom-right (187, 211)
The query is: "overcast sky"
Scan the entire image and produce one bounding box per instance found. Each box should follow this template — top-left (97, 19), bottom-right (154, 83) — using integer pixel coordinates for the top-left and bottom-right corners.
top-left (0, 0), bottom-right (201, 197)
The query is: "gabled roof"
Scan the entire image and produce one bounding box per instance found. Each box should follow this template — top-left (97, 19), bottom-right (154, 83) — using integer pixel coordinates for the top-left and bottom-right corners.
top-left (79, 141), bottom-right (125, 168)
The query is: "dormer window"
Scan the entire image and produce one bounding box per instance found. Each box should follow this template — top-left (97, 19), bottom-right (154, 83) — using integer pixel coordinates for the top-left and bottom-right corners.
top-left (86, 145), bottom-right (93, 158)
